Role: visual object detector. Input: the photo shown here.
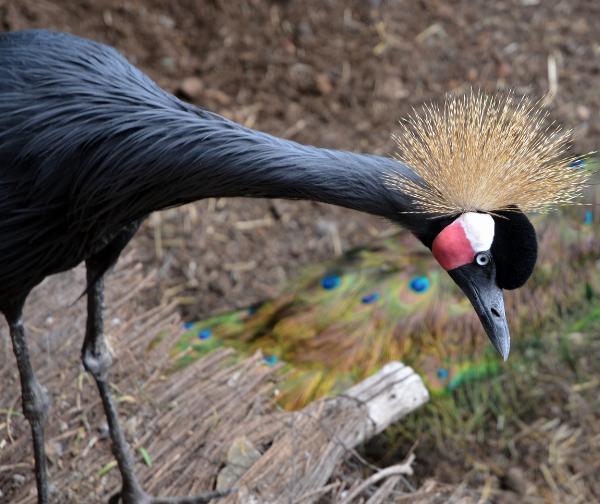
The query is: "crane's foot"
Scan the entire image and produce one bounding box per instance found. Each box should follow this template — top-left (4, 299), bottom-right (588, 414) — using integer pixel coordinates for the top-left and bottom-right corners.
top-left (108, 487), bottom-right (235, 504)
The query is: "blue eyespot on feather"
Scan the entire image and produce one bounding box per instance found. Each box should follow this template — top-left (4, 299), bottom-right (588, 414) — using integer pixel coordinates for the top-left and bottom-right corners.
top-left (437, 368), bottom-right (449, 379)
top-left (410, 276), bottom-right (430, 293)
top-left (263, 354), bottom-right (278, 366)
top-left (569, 159), bottom-right (585, 169)
top-left (361, 292), bottom-right (380, 304)
top-left (247, 302), bottom-right (264, 316)
top-left (183, 321), bottom-right (195, 330)
top-left (197, 328), bottom-right (212, 340)
top-left (584, 210), bottom-right (593, 225)
top-left (321, 275), bottom-right (341, 290)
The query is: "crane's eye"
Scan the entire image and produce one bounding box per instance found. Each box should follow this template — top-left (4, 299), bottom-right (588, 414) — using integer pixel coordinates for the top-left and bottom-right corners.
top-left (475, 252), bottom-right (490, 266)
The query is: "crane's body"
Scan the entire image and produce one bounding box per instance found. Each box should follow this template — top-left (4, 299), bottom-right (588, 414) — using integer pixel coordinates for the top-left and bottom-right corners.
top-left (0, 30), bottom-right (586, 504)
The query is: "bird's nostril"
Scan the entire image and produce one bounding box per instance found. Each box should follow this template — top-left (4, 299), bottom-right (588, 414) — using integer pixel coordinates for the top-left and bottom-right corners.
top-left (490, 307), bottom-right (501, 318)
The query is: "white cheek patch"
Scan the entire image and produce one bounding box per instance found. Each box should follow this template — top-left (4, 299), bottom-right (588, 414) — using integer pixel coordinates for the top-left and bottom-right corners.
top-left (457, 212), bottom-right (495, 252)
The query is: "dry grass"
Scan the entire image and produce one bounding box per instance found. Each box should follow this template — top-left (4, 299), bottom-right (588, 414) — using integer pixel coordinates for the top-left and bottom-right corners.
top-left (372, 309), bottom-right (600, 503)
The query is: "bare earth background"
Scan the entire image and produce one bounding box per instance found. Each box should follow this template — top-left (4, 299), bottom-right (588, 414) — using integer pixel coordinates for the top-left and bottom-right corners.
top-left (1, 0), bottom-right (600, 502)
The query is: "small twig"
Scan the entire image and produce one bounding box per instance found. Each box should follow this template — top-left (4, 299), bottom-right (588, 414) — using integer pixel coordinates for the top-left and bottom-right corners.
top-left (4, 398), bottom-right (19, 443)
top-left (339, 454), bottom-right (415, 504)
top-left (365, 475), bottom-right (401, 504)
top-left (543, 52), bottom-right (559, 106)
top-left (0, 462), bottom-right (31, 473)
top-left (292, 481), bottom-right (341, 503)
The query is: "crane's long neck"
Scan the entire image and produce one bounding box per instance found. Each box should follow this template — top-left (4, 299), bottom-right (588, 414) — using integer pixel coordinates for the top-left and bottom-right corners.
top-left (76, 106), bottom-right (424, 232)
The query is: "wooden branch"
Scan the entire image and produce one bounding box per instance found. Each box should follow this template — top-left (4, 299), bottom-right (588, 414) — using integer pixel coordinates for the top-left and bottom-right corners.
top-left (343, 362), bottom-right (430, 444)
top-left (339, 454), bottom-right (415, 504)
top-left (221, 362), bottom-right (429, 504)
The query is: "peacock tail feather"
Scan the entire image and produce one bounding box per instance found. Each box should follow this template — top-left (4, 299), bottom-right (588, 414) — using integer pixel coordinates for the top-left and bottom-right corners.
top-left (163, 159), bottom-right (600, 410)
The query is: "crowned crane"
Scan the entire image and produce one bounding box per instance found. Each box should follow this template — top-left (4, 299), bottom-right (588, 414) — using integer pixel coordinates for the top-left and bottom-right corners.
top-left (0, 30), bottom-right (588, 504)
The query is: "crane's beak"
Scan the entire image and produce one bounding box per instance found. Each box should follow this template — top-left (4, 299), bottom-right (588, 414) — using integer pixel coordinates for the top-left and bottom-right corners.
top-left (447, 264), bottom-right (510, 360)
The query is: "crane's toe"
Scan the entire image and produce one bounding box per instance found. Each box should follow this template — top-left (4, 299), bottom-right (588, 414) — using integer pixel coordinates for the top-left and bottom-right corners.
top-left (109, 487), bottom-right (235, 504)
top-left (148, 488), bottom-right (236, 504)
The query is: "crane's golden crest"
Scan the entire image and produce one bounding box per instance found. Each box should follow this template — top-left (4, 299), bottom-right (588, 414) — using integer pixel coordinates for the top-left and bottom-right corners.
top-left (386, 91), bottom-right (591, 215)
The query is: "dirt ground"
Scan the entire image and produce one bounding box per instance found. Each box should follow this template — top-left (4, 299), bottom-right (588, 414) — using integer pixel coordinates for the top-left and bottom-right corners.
top-left (1, 0), bottom-right (600, 501)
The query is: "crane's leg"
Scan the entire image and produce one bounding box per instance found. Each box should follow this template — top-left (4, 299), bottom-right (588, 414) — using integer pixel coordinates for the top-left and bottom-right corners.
top-left (83, 227), bottom-right (232, 504)
top-left (5, 300), bottom-right (51, 504)
top-left (82, 269), bottom-right (146, 503)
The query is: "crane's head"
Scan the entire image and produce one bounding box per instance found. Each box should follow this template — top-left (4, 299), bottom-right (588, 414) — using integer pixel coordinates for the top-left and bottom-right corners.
top-left (386, 90), bottom-right (590, 359)
top-left (420, 209), bottom-right (537, 360)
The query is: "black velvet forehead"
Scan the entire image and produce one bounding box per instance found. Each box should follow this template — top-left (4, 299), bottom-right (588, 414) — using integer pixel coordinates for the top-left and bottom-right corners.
top-left (491, 209), bottom-right (537, 290)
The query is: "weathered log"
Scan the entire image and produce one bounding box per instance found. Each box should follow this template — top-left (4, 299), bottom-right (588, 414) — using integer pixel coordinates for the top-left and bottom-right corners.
top-left (220, 362), bottom-right (429, 504)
